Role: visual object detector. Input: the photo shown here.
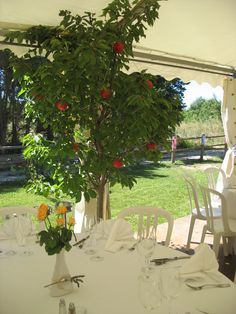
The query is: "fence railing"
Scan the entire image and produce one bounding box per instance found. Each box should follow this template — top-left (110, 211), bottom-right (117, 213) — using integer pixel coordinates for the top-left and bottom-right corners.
top-left (168, 134), bottom-right (226, 163)
top-left (0, 134), bottom-right (227, 169)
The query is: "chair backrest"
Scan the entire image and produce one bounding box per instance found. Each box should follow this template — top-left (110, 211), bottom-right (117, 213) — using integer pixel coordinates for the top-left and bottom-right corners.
top-left (117, 206), bottom-right (174, 246)
top-left (204, 166), bottom-right (226, 191)
top-left (200, 186), bottom-right (231, 234)
top-left (182, 176), bottom-right (204, 219)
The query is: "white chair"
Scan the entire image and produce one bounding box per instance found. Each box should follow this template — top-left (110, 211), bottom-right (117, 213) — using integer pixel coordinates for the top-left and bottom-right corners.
top-left (117, 206), bottom-right (174, 246)
top-left (204, 166), bottom-right (226, 191)
top-left (200, 186), bottom-right (236, 257)
top-left (183, 176), bottom-right (221, 250)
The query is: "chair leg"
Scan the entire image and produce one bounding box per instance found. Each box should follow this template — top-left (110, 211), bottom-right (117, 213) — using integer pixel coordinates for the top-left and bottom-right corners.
top-left (228, 237), bottom-right (234, 255)
top-left (222, 237), bottom-right (229, 256)
top-left (200, 224), bottom-right (207, 243)
top-left (212, 234), bottom-right (221, 257)
top-left (186, 215), bottom-right (196, 249)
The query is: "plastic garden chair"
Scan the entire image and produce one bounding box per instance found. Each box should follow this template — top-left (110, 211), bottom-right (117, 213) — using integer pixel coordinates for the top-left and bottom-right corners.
top-left (200, 186), bottom-right (236, 257)
top-left (117, 206), bottom-right (174, 246)
top-left (183, 176), bottom-right (221, 250)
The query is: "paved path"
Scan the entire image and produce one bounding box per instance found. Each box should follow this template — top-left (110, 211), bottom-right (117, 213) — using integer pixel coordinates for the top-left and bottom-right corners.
top-left (156, 215), bottom-right (212, 250)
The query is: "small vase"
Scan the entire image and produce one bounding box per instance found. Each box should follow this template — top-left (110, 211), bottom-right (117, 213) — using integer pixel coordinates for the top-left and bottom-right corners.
top-left (50, 249), bottom-right (73, 297)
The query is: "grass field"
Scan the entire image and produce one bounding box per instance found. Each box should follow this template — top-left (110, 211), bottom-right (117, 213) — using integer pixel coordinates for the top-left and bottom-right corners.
top-left (0, 159), bottom-right (222, 221)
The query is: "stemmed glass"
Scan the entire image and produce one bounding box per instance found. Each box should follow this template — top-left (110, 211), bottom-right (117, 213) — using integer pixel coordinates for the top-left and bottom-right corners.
top-left (159, 265), bottom-right (182, 314)
top-left (17, 213), bottom-right (34, 256)
top-left (1, 214), bottom-right (17, 256)
top-left (138, 272), bottom-right (161, 312)
top-left (84, 218), bottom-right (104, 261)
top-left (137, 228), bottom-right (156, 273)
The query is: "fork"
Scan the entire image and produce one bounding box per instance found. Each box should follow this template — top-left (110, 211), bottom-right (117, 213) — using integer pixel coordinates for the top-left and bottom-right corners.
top-left (186, 282), bottom-right (231, 290)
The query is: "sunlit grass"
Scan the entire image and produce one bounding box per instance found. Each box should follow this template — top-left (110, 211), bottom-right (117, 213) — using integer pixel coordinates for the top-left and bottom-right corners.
top-left (0, 182), bottom-right (57, 208)
top-left (110, 161), bottom-right (210, 219)
top-left (0, 159), bottom-right (222, 222)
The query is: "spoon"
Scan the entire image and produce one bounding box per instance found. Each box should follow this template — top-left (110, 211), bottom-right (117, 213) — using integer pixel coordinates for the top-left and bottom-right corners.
top-left (186, 282), bottom-right (231, 290)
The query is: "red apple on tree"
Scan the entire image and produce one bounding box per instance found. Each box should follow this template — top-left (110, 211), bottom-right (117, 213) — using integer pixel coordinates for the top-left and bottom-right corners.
top-left (112, 159), bottom-right (124, 169)
top-left (113, 41), bottom-right (125, 54)
top-left (100, 88), bottom-right (112, 99)
top-left (146, 80), bottom-right (154, 89)
top-left (146, 143), bottom-right (157, 151)
top-left (55, 100), bottom-right (69, 111)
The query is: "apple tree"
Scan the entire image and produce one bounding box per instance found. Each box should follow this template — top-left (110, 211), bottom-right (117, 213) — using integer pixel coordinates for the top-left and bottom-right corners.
top-left (5, 0), bottom-right (185, 218)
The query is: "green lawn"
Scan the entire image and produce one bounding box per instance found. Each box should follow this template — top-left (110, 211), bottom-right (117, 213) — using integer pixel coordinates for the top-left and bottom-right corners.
top-left (0, 159), bottom-right (221, 220)
top-left (110, 160), bottom-right (209, 219)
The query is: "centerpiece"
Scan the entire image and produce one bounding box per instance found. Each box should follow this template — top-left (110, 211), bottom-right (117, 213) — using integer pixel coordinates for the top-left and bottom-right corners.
top-left (37, 203), bottom-right (84, 297)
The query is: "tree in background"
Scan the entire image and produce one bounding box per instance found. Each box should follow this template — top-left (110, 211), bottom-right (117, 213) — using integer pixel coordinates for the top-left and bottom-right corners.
top-left (5, 0), bottom-right (185, 218)
top-left (0, 49), bottom-right (26, 145)
top-left (183, 97), bottom-right (221, 122)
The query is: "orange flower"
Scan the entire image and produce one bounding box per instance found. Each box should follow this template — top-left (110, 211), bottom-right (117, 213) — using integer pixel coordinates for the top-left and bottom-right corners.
top-left (68, 217), bottom-right (75, 226)
top-left (37, 203), bottom-right (49, 221)
top-left (57, 217), bottom-right (65, 226)
top-left (56, 205), bottom-right (67, 214)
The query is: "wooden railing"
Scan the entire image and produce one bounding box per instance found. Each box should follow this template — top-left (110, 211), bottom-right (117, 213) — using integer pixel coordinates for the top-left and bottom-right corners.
top-left (0, 146), bottom-right (24, 170)
top-left (0, 134), bottom-right (227, 169)
top-left (167, 134), bottom-right (227, 163)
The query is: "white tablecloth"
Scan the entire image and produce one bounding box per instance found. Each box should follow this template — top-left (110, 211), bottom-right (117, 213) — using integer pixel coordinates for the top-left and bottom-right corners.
top-left (0, 239), bottom-right (235, 314)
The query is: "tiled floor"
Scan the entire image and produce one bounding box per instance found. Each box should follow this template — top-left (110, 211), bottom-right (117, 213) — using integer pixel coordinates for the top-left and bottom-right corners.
top-left (156, 215), bottom-right (236, 281)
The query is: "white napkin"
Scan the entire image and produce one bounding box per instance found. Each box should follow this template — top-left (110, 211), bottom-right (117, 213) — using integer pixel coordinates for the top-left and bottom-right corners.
top-left (179, 243), bottom-right (229, 283)
top-left (96, 219), bottom-right (116, 239)
top-left (104, 218), bottom-right (134, 253)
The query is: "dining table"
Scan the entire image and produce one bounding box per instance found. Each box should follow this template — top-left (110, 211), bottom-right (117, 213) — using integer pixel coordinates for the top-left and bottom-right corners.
top-left (0, 234), bottom-right (236, 314)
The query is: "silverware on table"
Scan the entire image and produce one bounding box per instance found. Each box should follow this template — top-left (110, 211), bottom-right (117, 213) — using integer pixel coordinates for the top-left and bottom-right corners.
top-left (73, 235), bottom-right (90, 248)
top-left (186, 282), bottom-right (231, 290)
top-left (150, 255), bottom-right (191, 265)
top-left (128, 242), bottom-right (138, 251)
top-left (196, 309), bottom-right (211, 314)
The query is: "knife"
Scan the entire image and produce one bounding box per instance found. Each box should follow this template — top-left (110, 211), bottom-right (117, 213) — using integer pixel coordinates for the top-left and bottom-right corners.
top-left (150, 256), bottom-right (191, 265)
top-left (73, 235), bottom-right (90, 247)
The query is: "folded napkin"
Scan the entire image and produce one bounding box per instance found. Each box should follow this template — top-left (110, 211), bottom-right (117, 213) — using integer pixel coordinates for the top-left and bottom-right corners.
top-left (179, 243), bottom-right (228, 283)
top-left (96, 219), bottom-right (116, 239)
top-left (104, 218), bottom-right (134, 253)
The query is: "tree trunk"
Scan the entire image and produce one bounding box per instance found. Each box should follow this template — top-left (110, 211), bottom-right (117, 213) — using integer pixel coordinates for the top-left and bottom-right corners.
top-left (0, 101), bottom-right (8, 145)
top-left (11, 101), bottom-right (19, 145)
top-left (96, 175), bottom-right (111, 219)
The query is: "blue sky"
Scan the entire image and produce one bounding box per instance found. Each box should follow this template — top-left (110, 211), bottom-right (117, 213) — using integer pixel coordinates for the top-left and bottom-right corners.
top-left (183, 81), bottom-right (223, 108)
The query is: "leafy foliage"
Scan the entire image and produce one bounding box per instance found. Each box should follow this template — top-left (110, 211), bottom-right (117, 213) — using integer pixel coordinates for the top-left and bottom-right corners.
top-left (183, 97), bottom-right (221, 122)
top-left (0, 49), bottom-right (26, 145)
top-left (4, 0), bottom-right (185, 218)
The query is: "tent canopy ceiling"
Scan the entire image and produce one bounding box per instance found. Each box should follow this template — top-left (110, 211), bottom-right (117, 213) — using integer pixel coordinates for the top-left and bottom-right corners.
top-left (0, 0), bottom-right (236, 86)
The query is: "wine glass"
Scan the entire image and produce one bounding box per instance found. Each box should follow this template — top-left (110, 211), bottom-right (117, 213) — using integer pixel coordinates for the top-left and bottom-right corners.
top-left (2, 214), bottom-right (17, 256)
top-left (84, 218), bottom-right (104, 261)
top-left (138, 272), bottom-right (161, 312)
top-left (159, 265), bottom-right (182, 314)
top-left (137, 228), bottom-right (156, 273)
top-left (15, 213), bottom-right (34, 256)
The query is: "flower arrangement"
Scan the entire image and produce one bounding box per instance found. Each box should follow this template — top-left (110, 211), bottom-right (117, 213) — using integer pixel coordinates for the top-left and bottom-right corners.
top-left (37, 203), bottom-right (76, 255)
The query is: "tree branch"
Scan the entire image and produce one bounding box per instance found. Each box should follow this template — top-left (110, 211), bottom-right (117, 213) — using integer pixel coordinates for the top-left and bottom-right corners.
top-left (118, 0), bottom-right (160, 28)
